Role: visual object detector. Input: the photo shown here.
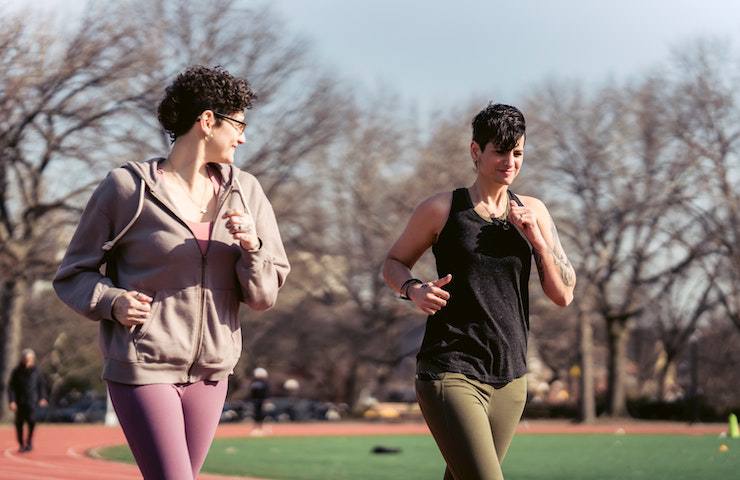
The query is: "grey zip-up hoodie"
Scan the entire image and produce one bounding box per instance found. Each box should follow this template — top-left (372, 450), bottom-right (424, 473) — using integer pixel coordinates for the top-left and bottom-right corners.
top-left (53, 158), bottom-right (290, 385)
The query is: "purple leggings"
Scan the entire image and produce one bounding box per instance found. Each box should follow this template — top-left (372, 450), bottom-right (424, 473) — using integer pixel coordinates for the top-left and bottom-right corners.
top-left (107, 380), bottom-right (227, 480)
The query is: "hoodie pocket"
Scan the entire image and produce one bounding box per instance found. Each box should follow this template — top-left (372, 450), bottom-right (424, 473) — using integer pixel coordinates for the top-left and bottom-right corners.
top-left (134, 288), bottom-right (197, 365)
top-left (199, 288), bottom-right (241, 367)
top-left (99, 320), bottom-right (138, 363)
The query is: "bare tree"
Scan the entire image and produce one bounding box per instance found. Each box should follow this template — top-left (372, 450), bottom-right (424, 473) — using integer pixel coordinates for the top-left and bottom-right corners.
top-left (0, 5), bottom-right (159, 414)
top-left (526, 74), bottom-right (707, 417)
top-left (648, 265), bottom-right (718, 400)
top-left (304, 96), bottom-right (419, 406)
top-left (136, 0), bottom-right (350, 197)
top-left (669, 39), bottom-right (740, 333)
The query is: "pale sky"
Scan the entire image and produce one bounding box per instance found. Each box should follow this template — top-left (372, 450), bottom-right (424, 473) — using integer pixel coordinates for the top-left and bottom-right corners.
top-left (10, 0), bottom-right (740, 116)
top-left (269, 0), bottom-right (740, 113)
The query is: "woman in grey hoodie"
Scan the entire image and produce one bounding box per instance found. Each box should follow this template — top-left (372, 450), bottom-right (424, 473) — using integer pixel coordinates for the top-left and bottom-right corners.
top-left (53, 65), bottom-right (290, 480)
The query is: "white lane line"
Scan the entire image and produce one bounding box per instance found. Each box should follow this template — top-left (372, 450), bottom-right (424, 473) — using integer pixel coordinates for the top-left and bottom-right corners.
top-left (66, 446), bottom-right (84, 458)
top-left (64, 445), bottom-right (141, 479)
top-left (1, 446), bottom-right (139, 480)
top-left (3, 448), bottom-right (61, 469)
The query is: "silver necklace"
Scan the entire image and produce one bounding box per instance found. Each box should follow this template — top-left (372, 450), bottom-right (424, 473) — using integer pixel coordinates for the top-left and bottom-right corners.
top-left (166, 170), bottom-right (210, 214)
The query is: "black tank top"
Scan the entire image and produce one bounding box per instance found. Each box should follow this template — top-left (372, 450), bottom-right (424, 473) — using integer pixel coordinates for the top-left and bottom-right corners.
top-left (417, 187), bottom-right (532, 385)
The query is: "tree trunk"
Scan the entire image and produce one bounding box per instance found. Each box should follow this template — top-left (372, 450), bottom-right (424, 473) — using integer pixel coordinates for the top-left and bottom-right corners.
top-left (343, 357), bottom-right (360, 411)
top-left (0, 279), bottom-right (28, 419)
top-left (578, 307), bottom-right (596, 423)
top-left (374, 366), bottom-right (390, 401)
top-left (657, 362), bottom-right (668, 401)
top-left (606, 318), bottom-right (632, 417)
top-left (656, 355), bottom-right (676, 402)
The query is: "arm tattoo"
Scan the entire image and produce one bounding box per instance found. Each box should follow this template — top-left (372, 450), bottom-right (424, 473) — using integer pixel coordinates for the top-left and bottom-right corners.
top-left (533, 250), bottom-right (545, 281)
top-left (549, 222), bottom-right (575, 286)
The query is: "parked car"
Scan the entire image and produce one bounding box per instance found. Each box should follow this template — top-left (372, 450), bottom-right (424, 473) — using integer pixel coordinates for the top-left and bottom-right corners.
top-left (262, 397), bottom-right (334, 422)
top-left (41, 397), bottom-right (107, 423)
top-left (219, 397), bottom-right (338, 423)
top-left (220, 400), bottom-right (249, 423)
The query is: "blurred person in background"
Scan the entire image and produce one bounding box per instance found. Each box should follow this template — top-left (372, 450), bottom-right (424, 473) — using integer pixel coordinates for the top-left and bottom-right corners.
top-left (383, 103), bottom-right (575, 480)
top-left (248, 367), bottom-right (270, 436)
top-left (8, 348), bottom-right (48, 453)
top-left (53, 65), bottom-right (290, 480)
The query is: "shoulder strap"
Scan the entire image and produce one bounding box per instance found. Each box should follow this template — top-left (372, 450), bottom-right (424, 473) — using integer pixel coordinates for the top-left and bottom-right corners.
top-left (450, 187), bottom-right (470, 212)
top-left (508, 190), bottom-right (524, 207)
top-left (101, 177), bottom-right (146, 252)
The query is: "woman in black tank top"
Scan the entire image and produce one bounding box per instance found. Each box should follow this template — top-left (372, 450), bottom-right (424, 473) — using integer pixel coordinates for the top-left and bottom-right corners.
top-left (383, 103), bottom-right (576, 480)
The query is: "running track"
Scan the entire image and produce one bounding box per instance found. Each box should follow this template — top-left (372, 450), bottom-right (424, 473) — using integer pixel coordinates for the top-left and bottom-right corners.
top-left (0, 420), bottom-right (724, 479)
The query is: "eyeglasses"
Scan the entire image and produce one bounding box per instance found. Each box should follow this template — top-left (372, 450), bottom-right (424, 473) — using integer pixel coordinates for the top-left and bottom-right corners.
top-left (214, 112), bottom-right (247, 134)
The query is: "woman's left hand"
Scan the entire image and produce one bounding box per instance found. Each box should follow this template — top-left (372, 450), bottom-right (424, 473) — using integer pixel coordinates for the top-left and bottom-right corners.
top-left (223, 209), bottom-right (260, 251)
top-left (508, 201), bottom-right (546, 249)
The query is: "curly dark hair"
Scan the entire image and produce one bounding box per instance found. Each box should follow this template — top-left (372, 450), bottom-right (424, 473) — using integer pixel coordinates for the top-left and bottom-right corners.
top-left (157, 65), bottom-right (255, 142)
top-left (472, 103), bottom-right (526, 152)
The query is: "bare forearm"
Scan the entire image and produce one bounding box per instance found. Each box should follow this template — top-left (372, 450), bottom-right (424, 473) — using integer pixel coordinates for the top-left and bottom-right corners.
top-left (382, 257), bottom-right (415, 294)
top-left (533, 242), bottom-right (576, 306)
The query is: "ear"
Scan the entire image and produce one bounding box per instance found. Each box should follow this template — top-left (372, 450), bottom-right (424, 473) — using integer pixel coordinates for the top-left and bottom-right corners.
top-left (199, 110), bottom-right (216, 133)
top-left (470, 141), bottom-right (482, 169)
top-left (470, 141), bottom-right (481, 160)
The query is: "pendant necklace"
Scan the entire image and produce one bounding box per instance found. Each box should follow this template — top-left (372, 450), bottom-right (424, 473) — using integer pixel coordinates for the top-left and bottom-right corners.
top-left (476, 185), bottom-right (510, 229)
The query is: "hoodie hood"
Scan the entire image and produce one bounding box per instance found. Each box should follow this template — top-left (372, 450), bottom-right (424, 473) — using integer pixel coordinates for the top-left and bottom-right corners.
top-left (122, 157), bottom-right (237, 192)
top-left (119, 157), bottom-right (247, 228)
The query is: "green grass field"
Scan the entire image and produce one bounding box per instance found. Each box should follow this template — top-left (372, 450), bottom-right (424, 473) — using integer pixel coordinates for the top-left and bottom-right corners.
top-left (100, 434), bottom-right (739, 479)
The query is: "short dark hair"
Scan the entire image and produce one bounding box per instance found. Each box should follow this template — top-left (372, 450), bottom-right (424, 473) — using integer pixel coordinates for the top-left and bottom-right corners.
top-left (157, 65), bottom-right (255, 141)
top-left (471, 103), bottom-right (526, 152)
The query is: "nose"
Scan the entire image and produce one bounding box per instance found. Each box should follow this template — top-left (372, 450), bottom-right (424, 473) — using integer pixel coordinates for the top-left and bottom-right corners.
top-left (237, 131), bottom-right (246, 144)
top-left (504, 152), bottom-right (516, 167)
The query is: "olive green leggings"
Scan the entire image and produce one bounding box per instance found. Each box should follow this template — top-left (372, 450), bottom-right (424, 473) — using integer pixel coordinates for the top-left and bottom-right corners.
top-left (415, 373), bottom-right (527, 480)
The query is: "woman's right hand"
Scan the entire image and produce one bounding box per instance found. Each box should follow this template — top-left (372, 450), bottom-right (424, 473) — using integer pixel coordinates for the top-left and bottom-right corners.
top-left (408, 274), bottom-right (452, 315)
top-left (112, 291), bottom-right (153, 328)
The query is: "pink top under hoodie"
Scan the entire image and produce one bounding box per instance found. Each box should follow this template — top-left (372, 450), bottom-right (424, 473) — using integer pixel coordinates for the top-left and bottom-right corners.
top-left (155, 163), bottom-right (221, 255)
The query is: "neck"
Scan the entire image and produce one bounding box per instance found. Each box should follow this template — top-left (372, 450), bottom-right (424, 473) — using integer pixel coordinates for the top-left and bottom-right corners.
top-left (472, 177), bottom-right (509, 208)
top-left (164, 137), bottom-right (210, 186)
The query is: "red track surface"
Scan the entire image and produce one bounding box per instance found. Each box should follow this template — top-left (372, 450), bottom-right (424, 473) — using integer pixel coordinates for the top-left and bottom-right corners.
top-left (0, 420), bottom-right (725, 479)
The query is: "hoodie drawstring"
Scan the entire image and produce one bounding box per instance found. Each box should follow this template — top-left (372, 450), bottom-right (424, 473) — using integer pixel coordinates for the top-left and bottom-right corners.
top-left (101, 178), bottom-right (146, 252)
